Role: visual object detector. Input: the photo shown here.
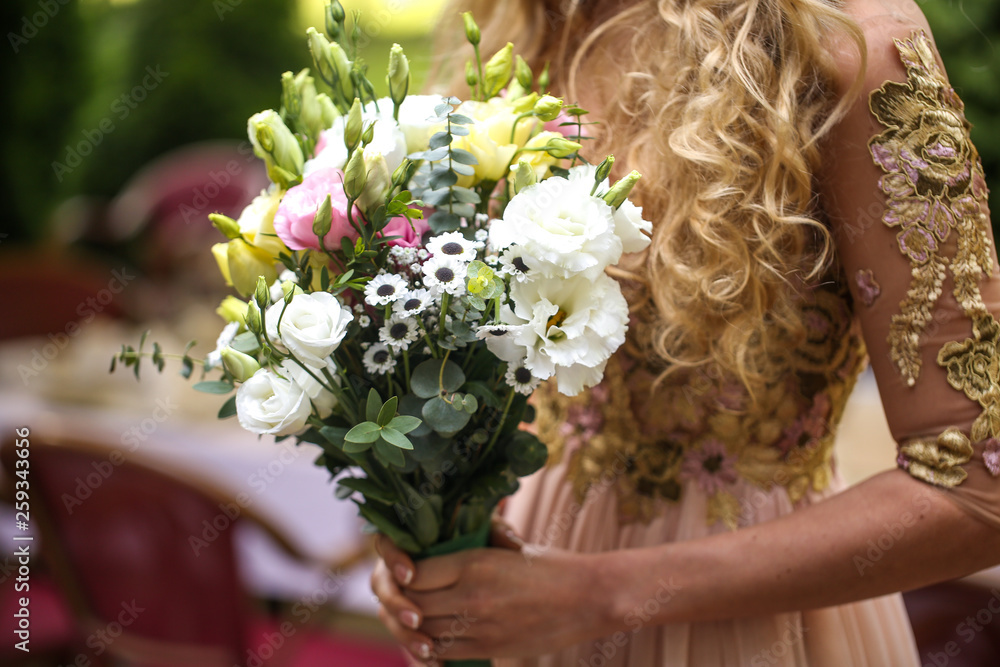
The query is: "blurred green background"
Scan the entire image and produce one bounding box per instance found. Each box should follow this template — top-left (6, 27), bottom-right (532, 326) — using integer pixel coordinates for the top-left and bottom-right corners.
top-left (0, 0), bottom-right (997, 244)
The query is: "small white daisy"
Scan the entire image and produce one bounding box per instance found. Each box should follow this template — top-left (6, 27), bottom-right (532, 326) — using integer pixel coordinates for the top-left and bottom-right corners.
top-left (379, 315), bottom-right (420, 350)
top-left (364, 273), bottom-right (408, 306)
top-left (357, 314), bottom-right (372, 327)
top-left (505, 362), bottom-right (540, 396)
top-left (474, 229), bottom-right (489, 242)
top-left (422, 256), bottom-right (468, 295)
top-left (417, 248), bottom-right (429, 260)
top-left (393, 288), bottom-right (434, 317)
top-left (474, 213), bottom-right (490, 225)
top-left (362, 343), bottom-right (397, 374)
top-left (426, 231), bottom-right (483, 263)
top-left (498, 247), bottom-right (532, 282)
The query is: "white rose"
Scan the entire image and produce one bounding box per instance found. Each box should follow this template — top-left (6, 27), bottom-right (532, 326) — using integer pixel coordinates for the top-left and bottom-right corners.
top-left (613, 200), bottom-right (652, 254)
top-left (265, 292), bottom-right (353, 368)
top-left (236, 367), bottom-right (312, 436)
top-left (369, 95), bottom-right (444, 154)
top-left (280, 358), bottom-right (338, 419)
top-left (486, 272), bottom-right (629, 396)
top-left (491, 176), bottom-right (623, 279)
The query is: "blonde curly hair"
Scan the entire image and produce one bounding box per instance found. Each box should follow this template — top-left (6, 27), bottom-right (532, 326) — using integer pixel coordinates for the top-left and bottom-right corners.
top-left (436, 0), bottom-right (867, 400)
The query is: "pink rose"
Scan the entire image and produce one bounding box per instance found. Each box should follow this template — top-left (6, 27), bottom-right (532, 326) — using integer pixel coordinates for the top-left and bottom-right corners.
top-left (274, 168), bottom-right (360, 251)
top-left (380, 214), bottom-right (430, 248)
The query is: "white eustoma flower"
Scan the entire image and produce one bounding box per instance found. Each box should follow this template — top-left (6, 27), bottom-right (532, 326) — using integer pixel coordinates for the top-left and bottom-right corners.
top-left (265, 292), bottom-right (353, 368)
top-left (280, 358), bottom-right (338, 418)
top-left (367, 95), bottom-right (444, 154)
top-left (485, 273), bottom-right (629, 396)
top-left (491, 176), bottom-right (623, 280)
top-left (613, 200), bottom-right (653, 254)
top-left (236, 366), bottom-right (312, 436)
top-left (206, 321), bottom-right (241, 369)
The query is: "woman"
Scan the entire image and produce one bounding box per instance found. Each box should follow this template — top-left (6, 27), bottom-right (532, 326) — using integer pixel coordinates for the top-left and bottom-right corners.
top-left (372, 0), bottom-right (1000, 664)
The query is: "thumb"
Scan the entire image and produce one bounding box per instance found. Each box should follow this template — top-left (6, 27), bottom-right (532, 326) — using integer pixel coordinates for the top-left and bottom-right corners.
top-left (489, 517), bottom-right (525, 551)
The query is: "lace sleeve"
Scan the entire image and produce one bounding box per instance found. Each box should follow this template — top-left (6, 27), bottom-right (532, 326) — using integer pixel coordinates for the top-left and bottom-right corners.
top-left (823, 28), bottom-right (1000, 529)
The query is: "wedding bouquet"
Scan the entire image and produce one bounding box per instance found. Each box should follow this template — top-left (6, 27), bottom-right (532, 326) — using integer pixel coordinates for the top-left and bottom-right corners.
top-left (116, 0), bottom-right (648, 609)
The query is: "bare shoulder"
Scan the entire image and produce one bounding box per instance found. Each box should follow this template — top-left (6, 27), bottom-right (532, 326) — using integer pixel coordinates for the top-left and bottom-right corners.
top-left (828, 0), bottom-right (937, 96)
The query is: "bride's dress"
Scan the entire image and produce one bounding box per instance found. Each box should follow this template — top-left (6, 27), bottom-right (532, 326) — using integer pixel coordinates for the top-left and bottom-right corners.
top-left (498, 29), bottom-right (1000, 667)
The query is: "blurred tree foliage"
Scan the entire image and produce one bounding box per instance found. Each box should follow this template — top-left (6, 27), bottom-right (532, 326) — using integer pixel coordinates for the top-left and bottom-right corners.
top-left (922, 1), bottom-right (999, 223)
top-left (1, 0), bottom-right (996, 243)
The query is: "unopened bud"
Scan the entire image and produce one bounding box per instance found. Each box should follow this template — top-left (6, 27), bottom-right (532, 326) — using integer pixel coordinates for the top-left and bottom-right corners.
top-left (483, 42), bottom-right (513, 98)
top-left (538, 63), bottom-right (551, 93)
top-left (462, 12), bottom-right (480, 46)
top-left (210, 213), bottom-right (241, 240)
top-left (281, 71), bottom-right (301, 119)
top-left (326, 0), bottom-right (346, 38)
top-left (255, 275), bottom-right (271, 309)
top-left (515, 55), bottom-right (532, 90)
top-left (465, 61), bottom-right (478, 89)
top-left (313, 194), bottom-right (333, 241)
top-left (221, 347), bottom-right (260, 383)
top-left (391, 158), bottom-right (415, 188)
top-left (344, 150), bottom-right (367, 200)
top-left (345, 98), bottom-right (363, 150)
top-left (512, 159), bottom-right (536, 194)
top-left (533, 95), bottom-right (563, 122)
top-left (316, 93), bottom-right (337, 128)
top-left (543, 136), bottom-right (582, 159)
top-left (388, 43), bottom-right (410, 109)
top-left (603, 170), bottom-right (642, 209)
top-left (361, 120), bottom-right (375, 147)
top-left (247, 110), bottom-right (304, 188)
top-left (246, 301), bottom-right (262, 334)
top-left (595, 155), bottom-right (615, 184)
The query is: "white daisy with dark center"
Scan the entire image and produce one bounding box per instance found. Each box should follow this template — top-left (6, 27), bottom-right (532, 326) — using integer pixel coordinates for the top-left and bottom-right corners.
top-left (364, 273), bottom-right (409, 306)
top-left (379, 315), bottom-right (420, 350)
top-left (362, 342), bottom-right (397, 374)
top-left (393, 288), bottom-right (434, 317)
top-left (426, 231), bottom-right (482, 263)
top-left (505, 363), bottom-right (540, 396)
top-left (421, 256), bottom-right (468, 295)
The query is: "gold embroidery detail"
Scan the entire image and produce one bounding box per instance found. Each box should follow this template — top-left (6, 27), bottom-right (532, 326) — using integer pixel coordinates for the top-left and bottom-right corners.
top-left (937, 314), bottom-right (1000, 443)
top-left (868, 30), bottom-right (992, 386)
top-left (901, 428), bottom-right (973, 488)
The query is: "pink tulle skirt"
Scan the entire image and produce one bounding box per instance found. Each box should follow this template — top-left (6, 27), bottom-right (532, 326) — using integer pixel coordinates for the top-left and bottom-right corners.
top-left (497, 458), bottom-right (919, 667)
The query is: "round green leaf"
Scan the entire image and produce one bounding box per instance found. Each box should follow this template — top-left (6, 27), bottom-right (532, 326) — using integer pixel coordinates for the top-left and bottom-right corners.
top-left (411, 359), bottom-right (466, 399)
top-left (422, 396), bottom-right (471, 436)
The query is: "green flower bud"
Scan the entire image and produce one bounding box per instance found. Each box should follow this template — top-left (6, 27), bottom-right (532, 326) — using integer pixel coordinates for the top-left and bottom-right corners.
top-left (281, 71), bottom-right (301, 119)
top-left (510, 91), bottom-right (538, 114)
top-left (282, 280), bottom-right (304, 303)
top-left (221, 347), bottom-right (260, 383)
top-left (345, 98), bottom-right (363, 151)
top-left (465, 61), bottom-right (478, 88)
top-left (326, 0), bottom-right (346, 38)
top-left (388, 43), bottom-right (410, 109)
top-left (543, 136), bottom-right (582, 159)
top-left (538, 63), bottom-right (551, 93)
top-left (255, 275), bottom-right (271, 309)
top-left (344, 149), bottom-right (367, 200)
top-left (360, 120), bottom-right (375, 147)
top-left (512, 158), bottom-right (536, 194)
top-left (603, 170), bottom-right (642, 209)
top-left (316, 93), bottom-right (337, 128)
top-left (533, 95), bottom-right (563, 122)
top-left (209, 213), bottom-right (241, 240)
top-left (391, 158), bottom-right (415, 189)
top-left (247, 110), bottom-right (304, 189)
top-left (462, 12), bottom-right (480, 46)
top-left (515, 55), bottom-right (533, 90)
top-left (294, 69), bottom-right (323, 139)
top-left (246, 301), bottom-right (262, 334)
top-left (595, 155), bottom-right (615, 183)
top-left (482, 42), bottom-right (513, 98)
top-left (307, 28), bottom-right (351, 99)
top-left (313, 194), bottom-right (333, 241)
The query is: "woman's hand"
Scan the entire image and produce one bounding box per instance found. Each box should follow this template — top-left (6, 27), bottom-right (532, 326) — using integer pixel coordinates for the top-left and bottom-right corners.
top-left (371, 522), bottom-right (618, 664)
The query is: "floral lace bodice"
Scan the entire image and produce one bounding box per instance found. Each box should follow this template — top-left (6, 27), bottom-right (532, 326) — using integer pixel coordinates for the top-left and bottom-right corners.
top-left (533, 30), bottom-right (1000, 531)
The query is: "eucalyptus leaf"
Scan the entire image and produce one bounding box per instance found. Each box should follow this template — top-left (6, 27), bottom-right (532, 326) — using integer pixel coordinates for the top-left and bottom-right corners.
top-left (217, 395), bottom-right (237, 419)
top-left (398, 394), bottom-right (432, 436)
top-left (422, 396), bottom-right (472, 435)
top-left (193, 381), bottom-right (234, 394)
top-left (411, 359), bottom-right (466, 398)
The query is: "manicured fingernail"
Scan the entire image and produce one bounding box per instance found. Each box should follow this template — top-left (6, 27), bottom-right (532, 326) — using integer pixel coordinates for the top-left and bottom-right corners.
top-left (394, 563), bottom-right (413, 585)
top-left (411, 641), bottom-right (431, 659)
top-left (400, 609), bottom-right (420, 629)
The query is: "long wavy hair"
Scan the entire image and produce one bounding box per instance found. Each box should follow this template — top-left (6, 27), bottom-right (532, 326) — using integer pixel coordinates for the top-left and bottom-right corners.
top-left (436, 0), bottom-right (866, 399)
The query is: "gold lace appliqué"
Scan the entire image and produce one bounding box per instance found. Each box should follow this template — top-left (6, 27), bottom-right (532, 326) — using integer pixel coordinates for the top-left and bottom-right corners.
top-left (868, 30), bottom-right (992, 387)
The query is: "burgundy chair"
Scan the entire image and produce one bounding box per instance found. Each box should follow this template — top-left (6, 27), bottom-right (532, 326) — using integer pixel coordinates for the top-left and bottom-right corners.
top-left (0, 435), bottom-right (393, 667)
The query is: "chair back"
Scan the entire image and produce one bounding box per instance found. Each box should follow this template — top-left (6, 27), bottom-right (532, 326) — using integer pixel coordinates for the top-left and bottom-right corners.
top-left (2, 437), bottom-right (249, 666)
